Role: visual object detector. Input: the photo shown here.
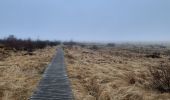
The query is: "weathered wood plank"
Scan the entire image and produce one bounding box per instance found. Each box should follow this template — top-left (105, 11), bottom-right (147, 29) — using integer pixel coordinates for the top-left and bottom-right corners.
top-left (30, 48), bottom-right (73, 100)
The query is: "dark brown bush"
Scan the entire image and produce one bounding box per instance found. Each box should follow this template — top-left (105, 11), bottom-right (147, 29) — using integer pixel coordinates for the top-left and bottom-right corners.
top-left (149, 63), bottom-right (170, 93)
top-left (165, 50), bottom-right (170, 56)
top-left (145, 52), bottom-right (161, 58)
top-left (89, 45), bottom-right (99, 50)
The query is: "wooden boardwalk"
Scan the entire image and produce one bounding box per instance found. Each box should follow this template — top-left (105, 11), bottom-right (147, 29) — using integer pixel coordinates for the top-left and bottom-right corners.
top-left (30, 48), bottom-right (73, 100)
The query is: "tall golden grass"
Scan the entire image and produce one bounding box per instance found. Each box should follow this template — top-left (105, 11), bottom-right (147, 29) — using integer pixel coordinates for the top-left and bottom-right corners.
top-left (65, 45), bottom-right (170, 100)
top-left (0, 47), bottom-right (56, 100)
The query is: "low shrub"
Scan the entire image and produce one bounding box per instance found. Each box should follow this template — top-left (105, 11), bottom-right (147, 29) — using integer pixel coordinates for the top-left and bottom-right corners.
top-left (149, 63), bottom-right (170, 93)
top-left (145, 52), bottom-right (161, 58)
top-left (89, 45), bottom-right (99, 50)
top-left (165, 50), bottom-right (170, 56)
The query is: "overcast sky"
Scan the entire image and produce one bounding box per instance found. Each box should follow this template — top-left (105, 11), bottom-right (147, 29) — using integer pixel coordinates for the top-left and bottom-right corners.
top-left (0, 0), bottom-right (170, 42)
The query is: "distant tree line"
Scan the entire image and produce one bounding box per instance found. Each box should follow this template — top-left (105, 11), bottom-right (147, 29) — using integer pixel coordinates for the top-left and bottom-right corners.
top-left (0, 35), bottom-right (61, 52)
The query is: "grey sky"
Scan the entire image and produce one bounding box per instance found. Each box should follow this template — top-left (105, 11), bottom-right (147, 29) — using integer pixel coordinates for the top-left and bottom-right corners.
top-left (0, 0), bottom-right (170, 42)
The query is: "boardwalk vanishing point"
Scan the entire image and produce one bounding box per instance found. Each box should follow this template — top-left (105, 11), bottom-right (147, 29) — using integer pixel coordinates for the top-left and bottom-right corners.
top-left (30, 47), bottom-right (74, 100)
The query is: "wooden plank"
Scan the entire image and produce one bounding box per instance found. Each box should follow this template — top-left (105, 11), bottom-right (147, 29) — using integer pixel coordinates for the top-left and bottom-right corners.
top-left (30, 48), bottom-right (73, 100)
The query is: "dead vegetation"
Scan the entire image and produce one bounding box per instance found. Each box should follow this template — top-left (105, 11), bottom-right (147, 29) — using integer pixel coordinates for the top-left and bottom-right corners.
top-left (0, 46), bottom-right (56, 100)
top-left (145, 52), bottom-right (161, 58)
top-left (0, 35), bottom-right (60, 100)
top-left (149, 63), bottom-right (170, 93)
top-left (64, 44), bottom-right (170, 100)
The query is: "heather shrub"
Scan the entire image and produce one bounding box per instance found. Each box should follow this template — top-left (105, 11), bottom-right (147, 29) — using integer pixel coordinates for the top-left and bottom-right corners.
top-left (149, 63), bottom-right (170, 93)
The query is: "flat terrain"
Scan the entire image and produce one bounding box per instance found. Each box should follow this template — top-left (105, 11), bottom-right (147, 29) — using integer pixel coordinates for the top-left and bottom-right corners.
top-left (1, 44), bottom-right (170, 100)
top-left (64, 45), bottom-right (170, 100)
top-left (0, 47), bottom-right (56, 100)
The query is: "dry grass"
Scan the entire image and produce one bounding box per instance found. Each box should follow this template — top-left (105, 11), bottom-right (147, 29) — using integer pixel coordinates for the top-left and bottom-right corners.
top-left (0, 47), bottom-right (56, 100)
top-left (64, 45), bottom-right (170, 100)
